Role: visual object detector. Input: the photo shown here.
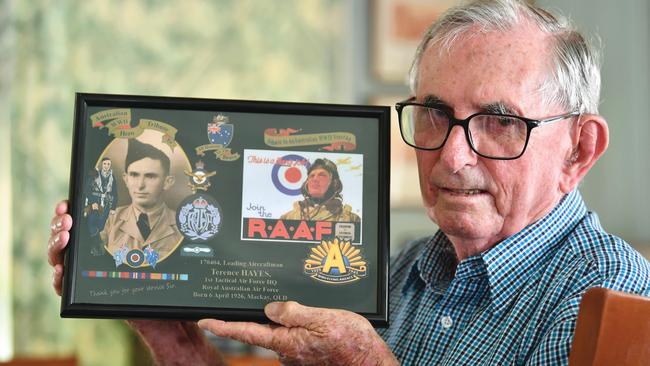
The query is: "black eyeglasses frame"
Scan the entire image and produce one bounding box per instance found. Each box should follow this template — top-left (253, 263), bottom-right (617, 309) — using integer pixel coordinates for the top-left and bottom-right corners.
top-left (395, 96), bottom-right (580, 160)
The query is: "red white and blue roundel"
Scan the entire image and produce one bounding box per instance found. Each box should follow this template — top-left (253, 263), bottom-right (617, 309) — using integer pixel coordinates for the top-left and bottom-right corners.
top-left (271, 154), bottom-right (311, 196)
top-left (126, 249), bottom-right (146, 267)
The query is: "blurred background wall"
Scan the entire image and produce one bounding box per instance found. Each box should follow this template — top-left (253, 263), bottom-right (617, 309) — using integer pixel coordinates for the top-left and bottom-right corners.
top-left (0, 1), bottom-right (647, 365)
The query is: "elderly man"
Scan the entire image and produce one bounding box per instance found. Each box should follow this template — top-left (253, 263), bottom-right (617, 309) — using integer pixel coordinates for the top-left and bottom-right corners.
top-left (48, 0), bottom-right (650, 364)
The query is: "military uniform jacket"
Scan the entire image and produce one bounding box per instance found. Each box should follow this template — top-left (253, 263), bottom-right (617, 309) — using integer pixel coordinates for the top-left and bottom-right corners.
top-left (101, 203), bottom-right (182, 259)
top-left (281, 199), bottom-right (360, 222)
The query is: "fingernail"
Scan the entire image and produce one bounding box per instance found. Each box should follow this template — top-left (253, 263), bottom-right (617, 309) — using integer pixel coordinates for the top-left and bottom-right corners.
top-left (197, 319), bottom-right (224, 329)
top-left (53, 235), bottom-right (60, 245)
top-left (50, 223), bottom-right (56, 231)
top-left (265, 302), bottom-right (280, 316)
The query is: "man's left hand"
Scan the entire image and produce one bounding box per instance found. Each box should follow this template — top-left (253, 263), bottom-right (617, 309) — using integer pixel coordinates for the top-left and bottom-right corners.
top-left (198, 301), bottom-right (398, 366)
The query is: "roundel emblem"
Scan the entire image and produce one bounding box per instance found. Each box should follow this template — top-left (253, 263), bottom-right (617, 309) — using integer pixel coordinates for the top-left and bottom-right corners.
top-left (126, 249), bottom-right (145, 267)
top-left (271, 154), bottom-right (311, 196)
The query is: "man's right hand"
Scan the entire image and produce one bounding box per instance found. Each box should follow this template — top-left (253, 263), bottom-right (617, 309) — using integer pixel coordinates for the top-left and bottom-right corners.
top-left (46, 200), bottom-right (224, 366)
top-left (48, 200), bottom-right (73, 296)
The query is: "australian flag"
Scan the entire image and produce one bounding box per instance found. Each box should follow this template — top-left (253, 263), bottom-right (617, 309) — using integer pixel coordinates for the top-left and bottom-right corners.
top-left (114, 244), bottom-right (128, 267)
top-left (144, 246), bottom-right (160, 269)
top-left (208, 122), bottom-right (234, 146)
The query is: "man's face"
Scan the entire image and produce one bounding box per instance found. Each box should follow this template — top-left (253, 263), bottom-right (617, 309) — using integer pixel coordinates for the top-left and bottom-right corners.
top-left (306, 168), bottom-right (332, 199)
top-left (415, 24), bottom-right (575, 253)
top-left (123, 158), bottom-right (173, 210)
top-left (101, 159), bottom-right (111, 172)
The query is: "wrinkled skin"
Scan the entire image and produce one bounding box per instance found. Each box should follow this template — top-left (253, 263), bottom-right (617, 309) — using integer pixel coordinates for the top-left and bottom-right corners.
top-left (198, 302), bottom-right (397, 366)
top-left (414, 23), bottom-right (608, 260)
top-left (48, 200), bottom-right (397, 366)
top-left (127, 319), bottom-right (224, 366)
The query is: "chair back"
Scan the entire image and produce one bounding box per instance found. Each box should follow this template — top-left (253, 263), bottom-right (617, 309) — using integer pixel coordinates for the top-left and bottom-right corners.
top-left (569, 287), bottom-right (650, 366)
top-left (0, 357), bottom-right (76, 366)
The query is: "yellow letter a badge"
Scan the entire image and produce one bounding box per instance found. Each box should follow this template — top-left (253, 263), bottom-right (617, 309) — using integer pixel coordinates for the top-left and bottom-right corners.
top-left (322, 240), bottom-right (347, 274)
top-left (303, 238), bottom-right (367, 284)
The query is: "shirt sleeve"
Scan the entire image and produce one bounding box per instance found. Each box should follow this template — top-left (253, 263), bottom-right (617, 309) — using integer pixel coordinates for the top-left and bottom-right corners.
top-left (524, 295), bottom-right (581, 366)
top-left (110, 175), bottom-right (117, 210)
top-left (524, 318), bottom-right (576, 366)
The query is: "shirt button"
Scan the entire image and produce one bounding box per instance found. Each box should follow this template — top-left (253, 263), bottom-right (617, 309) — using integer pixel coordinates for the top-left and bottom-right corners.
top-left (440, 316), bottom-right (453, 329)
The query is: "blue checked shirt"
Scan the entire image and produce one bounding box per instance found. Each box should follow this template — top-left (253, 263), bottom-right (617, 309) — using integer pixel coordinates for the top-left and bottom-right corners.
top-left (379, 190), bottom-right (650, 365)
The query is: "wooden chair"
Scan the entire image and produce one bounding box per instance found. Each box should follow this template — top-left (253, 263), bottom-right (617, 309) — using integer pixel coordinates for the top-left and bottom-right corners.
top-left (0, 357), bottom-right (76, 366)
top-left (569, 287), bottom-right (650, 366)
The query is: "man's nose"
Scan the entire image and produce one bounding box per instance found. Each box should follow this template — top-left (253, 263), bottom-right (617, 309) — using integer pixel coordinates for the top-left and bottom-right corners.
top-left (137, 176), bottom-right (146, 188)
top-left (438, 125), bottom-right (477, 173)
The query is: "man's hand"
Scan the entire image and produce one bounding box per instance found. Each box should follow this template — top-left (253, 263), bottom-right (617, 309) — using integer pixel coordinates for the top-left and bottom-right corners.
top-left (48, 200), bottom-right (73, 296)
top-left (46, 200), bottom-right (223, 366)
top-left (198, 301), bottom-right (398, 366)
top-left (128, 320), bottom-right (224, 366)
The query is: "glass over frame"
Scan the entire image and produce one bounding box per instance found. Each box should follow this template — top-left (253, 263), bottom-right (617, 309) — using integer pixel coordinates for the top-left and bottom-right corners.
top-left (395, 97), bottom-right (580, 160)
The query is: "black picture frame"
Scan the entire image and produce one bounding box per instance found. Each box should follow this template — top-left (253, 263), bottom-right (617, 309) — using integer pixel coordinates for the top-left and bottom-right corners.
top-left (61, 93), bottom-right (390, 326)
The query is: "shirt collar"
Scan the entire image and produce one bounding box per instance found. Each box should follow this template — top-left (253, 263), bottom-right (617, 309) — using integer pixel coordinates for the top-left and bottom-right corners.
top-left (402, 231), bottom-right (457, 295)
top-left (481, 189), bottom-right (587, 314)
top-left (132, 203), bottom-right (166, 229)
top-left (401, 190), bottom-right (587, 308)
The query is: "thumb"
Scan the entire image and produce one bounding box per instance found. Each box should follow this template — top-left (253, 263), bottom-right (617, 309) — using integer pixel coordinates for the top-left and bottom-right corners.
top-left (265, 301), bottom-right (329, 328)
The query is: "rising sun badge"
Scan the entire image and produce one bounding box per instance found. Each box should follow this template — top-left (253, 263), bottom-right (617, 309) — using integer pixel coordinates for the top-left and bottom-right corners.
top-left (304, 238), bottom-right (367, 284)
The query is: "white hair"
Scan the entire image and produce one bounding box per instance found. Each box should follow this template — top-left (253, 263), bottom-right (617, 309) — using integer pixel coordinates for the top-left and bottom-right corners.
top-left (409, 0), bottom-right (601, 113)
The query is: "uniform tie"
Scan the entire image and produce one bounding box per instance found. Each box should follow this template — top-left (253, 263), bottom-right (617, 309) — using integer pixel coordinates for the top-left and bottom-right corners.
top-left (137, 213), bottom-right (151, 241)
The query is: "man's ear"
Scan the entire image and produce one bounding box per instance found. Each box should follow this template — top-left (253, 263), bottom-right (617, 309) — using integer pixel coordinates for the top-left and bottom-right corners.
top-left (559, 114), bottom-right (609, 193)
top-left (163, 175), bottom-right (176, 191)
top-left (123, 172), bottom-right (128, 185)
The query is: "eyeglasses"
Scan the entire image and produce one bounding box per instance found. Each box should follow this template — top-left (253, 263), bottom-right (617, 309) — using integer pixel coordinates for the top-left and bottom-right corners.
top-left (395, 97), bottom-right (580, 160)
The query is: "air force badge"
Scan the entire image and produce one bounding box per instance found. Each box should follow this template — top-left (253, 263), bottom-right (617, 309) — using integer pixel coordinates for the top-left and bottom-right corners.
top-left (181, 244), bottom-right (214, 257)
top-left (177, 195), bottom-right (222, 242)
top-left (185, 160), bottom-right (216, 193)
top-left (114, 245), bottom-right (159, 268)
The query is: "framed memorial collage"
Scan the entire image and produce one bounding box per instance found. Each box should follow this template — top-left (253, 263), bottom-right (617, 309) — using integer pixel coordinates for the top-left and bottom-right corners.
top-left (61, 93), bottom-right (390, 326)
